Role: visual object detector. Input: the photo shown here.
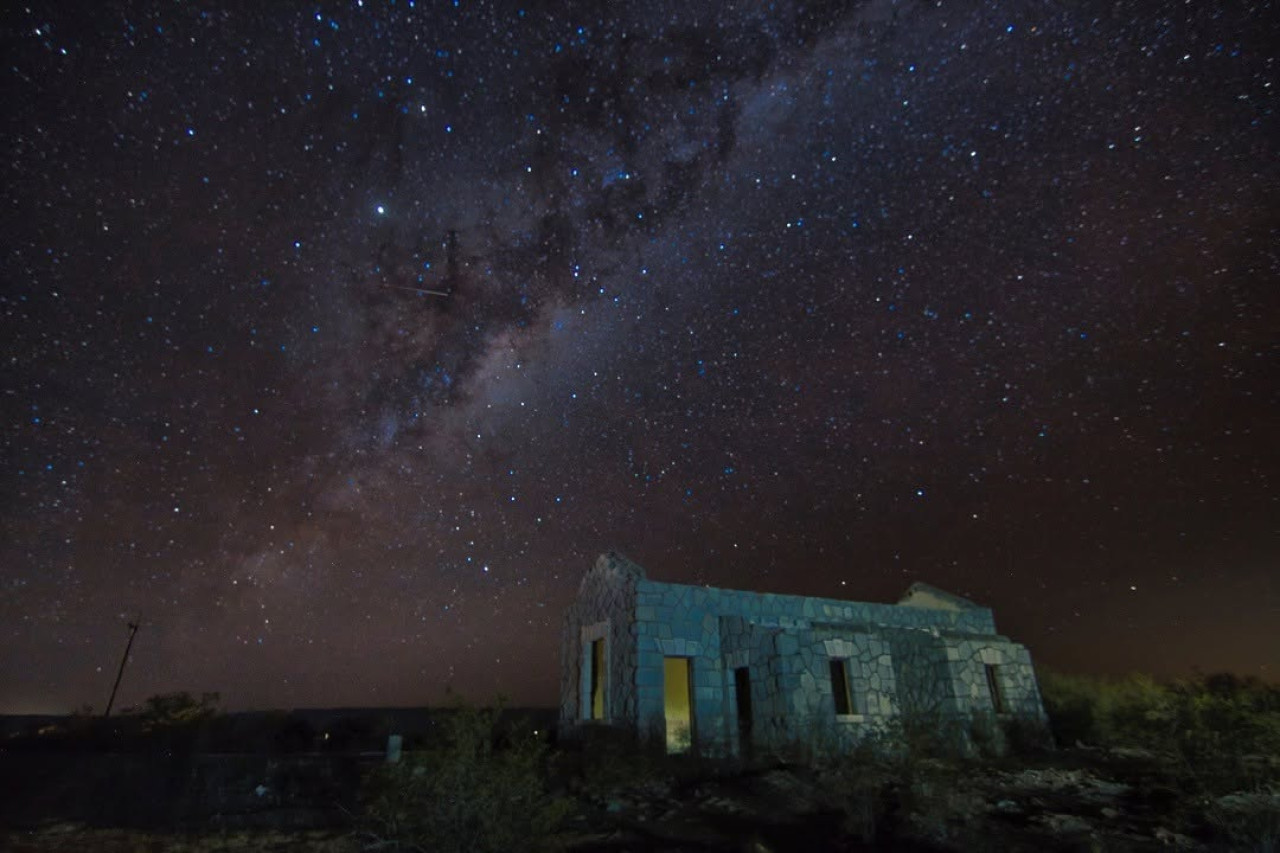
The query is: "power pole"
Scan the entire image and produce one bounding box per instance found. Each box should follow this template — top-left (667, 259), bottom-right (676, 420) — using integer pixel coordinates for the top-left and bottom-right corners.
top-left (103, 621), bottom-right (140, 718)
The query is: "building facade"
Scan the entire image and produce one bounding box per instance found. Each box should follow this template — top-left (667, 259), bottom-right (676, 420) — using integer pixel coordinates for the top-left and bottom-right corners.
top-left (559, 552), bottom-right (1047, 755)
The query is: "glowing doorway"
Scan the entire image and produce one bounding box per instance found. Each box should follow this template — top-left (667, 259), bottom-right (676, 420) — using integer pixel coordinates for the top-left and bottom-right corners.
top-left (663, 657), bottom-right (694, 753)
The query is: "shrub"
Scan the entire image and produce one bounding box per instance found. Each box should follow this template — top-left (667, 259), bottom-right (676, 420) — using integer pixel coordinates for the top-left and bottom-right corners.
top-left (361, 698), bottom-right (571, 853)
top-left (565, 723), bottom-right (670, 797)
top-left (128, 691), bottom-right (222, 730)
top-left (1038, 668), bottom-right (1280, 794)
top-left (812, 735), bottom-right (896, 843)
top-left (967, 711), bottom-right (1001, 758)
top-left (1037, 669), bottom-right (1101, 746)
top-left (999, 713), bottom-right (1053, 755)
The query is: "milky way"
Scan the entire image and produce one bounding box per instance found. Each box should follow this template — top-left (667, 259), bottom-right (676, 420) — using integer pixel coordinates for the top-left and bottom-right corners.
top-left (3, 0), bottom-right (1276, 712)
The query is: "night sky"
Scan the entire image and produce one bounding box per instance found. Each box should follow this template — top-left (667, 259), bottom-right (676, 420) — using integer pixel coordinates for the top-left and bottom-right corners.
top-left (3, 1), bottom-right (1276, 715)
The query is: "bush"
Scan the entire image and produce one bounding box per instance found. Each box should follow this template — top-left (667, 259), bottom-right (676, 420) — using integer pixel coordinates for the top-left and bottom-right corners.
top-left (812, 735), bottom-right (897, 843)
top-left (967, 711), bottom-right (1001, 758)
top-left (1038, 668), bottom-right (1280, 794)
top-left (565, 723), bottom-right (670, 797)
top-left (360, 698), bottom-right (571, 853)
top-left (1037, 669), bottom-right (1101, 746)
top-left (999, 713), bottom-right (1053, 755)
top-left (128, 691), bottom-right (222, 730)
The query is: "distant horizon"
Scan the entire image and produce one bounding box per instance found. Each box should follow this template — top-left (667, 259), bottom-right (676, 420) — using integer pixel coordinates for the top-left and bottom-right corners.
top-left (5, 659), bottom-right (1277, 717)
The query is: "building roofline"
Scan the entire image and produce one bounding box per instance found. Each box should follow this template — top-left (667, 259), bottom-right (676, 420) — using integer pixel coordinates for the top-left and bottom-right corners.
top-left (598, 553), bottom-right (993, 627)
top-left (898, 581), bottom-right (983, 610)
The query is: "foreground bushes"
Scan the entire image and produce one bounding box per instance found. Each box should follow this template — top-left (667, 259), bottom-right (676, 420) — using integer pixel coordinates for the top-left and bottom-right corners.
top-left (357, 674), bottom-right (1278, 850)
top-left (360, 700), bottom-right (570, 853)
top-left (1038, 669), bottom-right (1280, 792)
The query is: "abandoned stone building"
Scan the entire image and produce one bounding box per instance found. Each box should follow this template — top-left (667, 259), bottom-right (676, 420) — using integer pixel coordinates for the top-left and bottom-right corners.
top-left (559, 552), bottom-right (1047, 755)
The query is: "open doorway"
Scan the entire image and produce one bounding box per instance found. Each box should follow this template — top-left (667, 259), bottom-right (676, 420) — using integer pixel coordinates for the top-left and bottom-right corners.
top-left (589, 638), bottom-right (605, 719)
top-left (663, 657), bottom-right (694, 753)
top-left (733, 666), bottom-right (752, 757)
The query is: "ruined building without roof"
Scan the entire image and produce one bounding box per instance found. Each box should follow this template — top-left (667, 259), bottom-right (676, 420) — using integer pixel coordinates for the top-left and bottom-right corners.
top-left (560, 552), bottom-right (1048, 755)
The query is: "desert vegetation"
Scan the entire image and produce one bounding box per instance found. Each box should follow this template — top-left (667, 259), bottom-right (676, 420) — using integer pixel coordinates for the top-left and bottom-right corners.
top-left (349, 671), bottom-right (1278, 851)
top-left (359, 699), bottom-right (571, 853)
top-left (1038, 670), bottom-right (1280, 792)
top-left (3, 671), bottom-right (1278, 851)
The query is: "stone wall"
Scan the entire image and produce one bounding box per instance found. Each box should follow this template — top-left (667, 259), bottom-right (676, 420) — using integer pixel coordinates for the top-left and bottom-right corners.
top-left (627, 577), bottom-right (1009, 755)
top-left (561, 554), bottom-right (1047, 756)
top-left (944, 635), bottom-right (1046, 719)
top-left (558, 552), bottom-right (643, 734)
top-left (633, 582), bottom-right (724, 748)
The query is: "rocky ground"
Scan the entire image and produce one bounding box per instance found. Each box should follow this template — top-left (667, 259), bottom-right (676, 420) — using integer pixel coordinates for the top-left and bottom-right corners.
top-left (3, 748), bottom-right (1277, 851)
top-left (554, 745), bottom-right (1279, 851)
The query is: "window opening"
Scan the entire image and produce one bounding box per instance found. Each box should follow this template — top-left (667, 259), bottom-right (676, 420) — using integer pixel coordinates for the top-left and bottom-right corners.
top-left (589, 638), bottom-right (605, 719)
top-left (985, 663), bottom-right (1005, 713)
top-left (830, 658), bottom-right (855, 715)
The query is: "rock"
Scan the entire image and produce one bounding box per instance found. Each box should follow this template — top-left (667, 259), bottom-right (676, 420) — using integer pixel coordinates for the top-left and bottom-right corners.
top-left (1037, 812), bottom-right (1093, 834)
top-left (1153, 826), bottom-right (1195, 847)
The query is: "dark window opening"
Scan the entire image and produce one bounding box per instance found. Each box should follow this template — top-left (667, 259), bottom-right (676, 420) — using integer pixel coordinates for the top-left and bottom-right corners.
top-left (985, 663), bottom-right (1005, 714)
top-left (830, 659), bottom-right (855, 715)
top-left (734, 667), bottom-right (753, 752)
top-left (590, 638), bottom-right (605, 719)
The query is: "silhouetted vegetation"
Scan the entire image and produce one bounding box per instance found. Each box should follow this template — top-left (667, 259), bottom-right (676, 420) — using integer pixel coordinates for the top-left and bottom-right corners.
top-left (1038, 668), bottom-right (1280, 793)
top-left (359, 698), bottom-right (570, 853)
top-left (4, 674), bottom-right (1278, 850)
top-left (127, 691), bottom-right (223, 729)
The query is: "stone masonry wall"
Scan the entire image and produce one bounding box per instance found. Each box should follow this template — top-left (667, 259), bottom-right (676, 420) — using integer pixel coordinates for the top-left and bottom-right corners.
top-left (887, 628), bottom-right (965, 719)
top-left (628, 578), bottom-right (1008, 755)
top-left (943, 635), bottom-right (1046, 720)
top-left (654, 582), bottom-right (999, 635)
top-left (561, 556), bottom-right (1047, 756)
top-left (558, 552), bottom-right (643, 734)
top-left (634, 582), bottom-right (726, 749)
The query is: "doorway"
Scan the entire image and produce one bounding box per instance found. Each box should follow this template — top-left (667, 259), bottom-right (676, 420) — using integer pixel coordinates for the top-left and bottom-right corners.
top-left (733, 666), bottom-right (752, 757)
top-left (663, 657), bottom-right (694, 753)
top-left (588, 638), bottom-right (605, 719)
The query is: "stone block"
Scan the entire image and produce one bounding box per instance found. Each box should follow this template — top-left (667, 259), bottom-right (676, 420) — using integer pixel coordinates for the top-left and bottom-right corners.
top-left (636, 667), bottom-right (662, 688)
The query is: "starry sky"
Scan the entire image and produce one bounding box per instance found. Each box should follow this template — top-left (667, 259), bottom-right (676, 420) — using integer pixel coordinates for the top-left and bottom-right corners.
top-left (3, 0), bottom-right (1276, 714)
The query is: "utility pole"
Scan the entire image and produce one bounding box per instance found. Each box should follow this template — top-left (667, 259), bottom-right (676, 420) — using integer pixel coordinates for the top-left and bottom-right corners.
top-left (103, 621), bottom-right (140, 718)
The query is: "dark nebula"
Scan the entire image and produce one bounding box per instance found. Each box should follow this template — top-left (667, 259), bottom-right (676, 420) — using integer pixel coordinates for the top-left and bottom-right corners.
top-left (2, 0), bottom-right (1276, 712)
